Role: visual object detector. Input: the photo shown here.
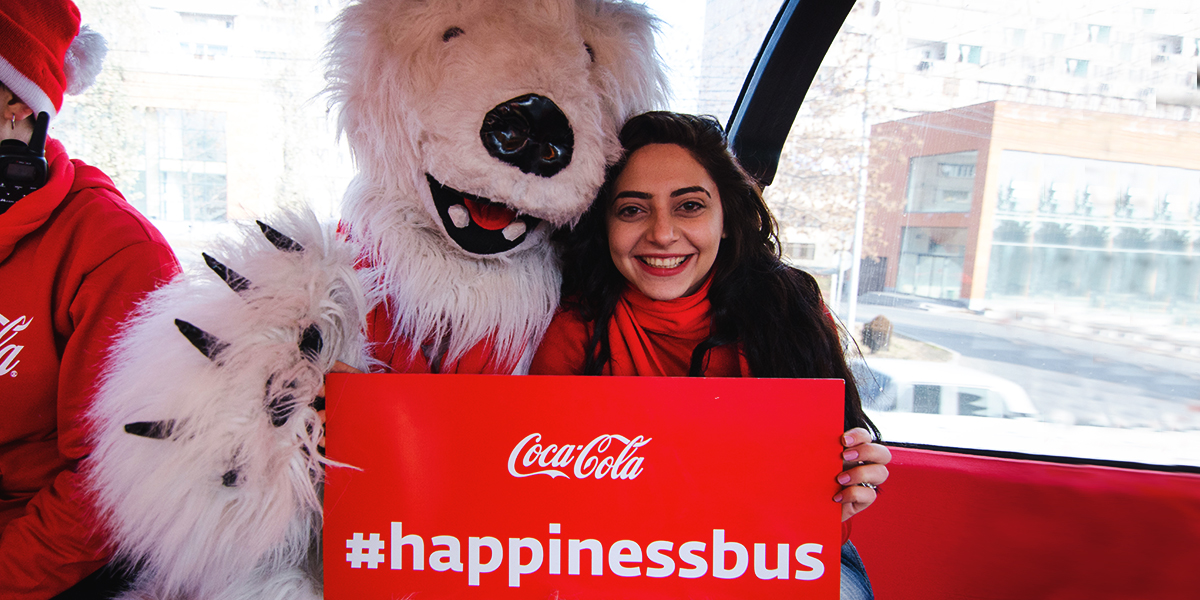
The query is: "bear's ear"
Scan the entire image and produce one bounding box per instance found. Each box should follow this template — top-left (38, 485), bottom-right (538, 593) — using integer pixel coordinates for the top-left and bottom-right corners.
top-left (577, 0), bottom-right (669, 122)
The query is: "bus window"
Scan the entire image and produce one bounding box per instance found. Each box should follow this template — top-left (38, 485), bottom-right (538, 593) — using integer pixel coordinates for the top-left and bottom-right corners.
top-left (749, 0), bottom-right (1200, 467)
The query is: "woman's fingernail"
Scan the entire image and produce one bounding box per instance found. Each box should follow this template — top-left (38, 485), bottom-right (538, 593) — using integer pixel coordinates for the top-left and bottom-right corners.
top-left (837, 473), bottom-right (852, 485)
top-left (843, 450), bottom-right (859, 461)
top-left (843, 434), bottom-right (854, 446)
top-left (833, 493), bottom-right (843, 503)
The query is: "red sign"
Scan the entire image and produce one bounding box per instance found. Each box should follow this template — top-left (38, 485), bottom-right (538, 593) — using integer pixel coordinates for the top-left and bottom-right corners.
top-left (324, 374), bottom-right (843, 599)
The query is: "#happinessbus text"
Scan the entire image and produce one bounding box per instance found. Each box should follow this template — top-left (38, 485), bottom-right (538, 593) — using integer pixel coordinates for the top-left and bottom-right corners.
top-left (351, 523), bottom-right (827, 587)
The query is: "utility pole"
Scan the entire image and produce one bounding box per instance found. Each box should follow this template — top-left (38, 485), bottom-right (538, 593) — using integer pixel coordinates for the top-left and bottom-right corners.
top-left (846, 36), bottom-right (872, 329)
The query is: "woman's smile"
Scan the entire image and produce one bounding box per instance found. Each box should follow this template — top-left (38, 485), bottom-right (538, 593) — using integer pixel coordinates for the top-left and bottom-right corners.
top-left (638, 254), bottom-right (691, 271)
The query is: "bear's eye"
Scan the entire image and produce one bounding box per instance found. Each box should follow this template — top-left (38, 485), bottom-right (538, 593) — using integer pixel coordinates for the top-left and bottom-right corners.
top-left (584, 42), bottom-right (595, 62)
top-left (443, 26), bottom-right (464, 42)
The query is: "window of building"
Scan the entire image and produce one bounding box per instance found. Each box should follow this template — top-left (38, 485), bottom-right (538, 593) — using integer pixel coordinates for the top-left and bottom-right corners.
top-left (908, 38), bottom-right (947, 71)
top-left (1136, 8), bottom-right (1157, 27)
top-left (178, 13), bottom-right (235, 61)
top-left (165, 172), bottom-right (227, 221)
top-left (1005, 28), bottom-right (1026, 47)
top-left (180, 13), bottom-right (235, 32)
top-left (905, 151), bottom-right (978, 213)
top-left (1066, 58), bottom-right (1089, 77)
top-left (1087, 25), bottom-right (1111, 44)
top-left (1155, 35), bottom-right (1183, 55)
top-left (939, 163), bottom-right (975, 178)
top-left (896, 227), bottom-right (969, 300)
top-left (1044, 32), bottom-right (1065, 52)
top-left (782, 242), bottom-right (817, 261)
top-left (958, 45), bottom-right (982, 64)
top-left (142, 109), bottom-right (228, 222)
top-left (181, 42), bottom-right (228, 59)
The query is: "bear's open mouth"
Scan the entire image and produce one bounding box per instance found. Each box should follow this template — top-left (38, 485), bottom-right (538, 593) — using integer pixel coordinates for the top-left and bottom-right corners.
top-left (427, 174), bottom-right (542, 255)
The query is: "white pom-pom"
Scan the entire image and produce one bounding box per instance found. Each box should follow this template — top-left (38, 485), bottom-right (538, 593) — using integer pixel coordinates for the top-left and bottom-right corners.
top-left (64, 25), bottom-right (108, 95)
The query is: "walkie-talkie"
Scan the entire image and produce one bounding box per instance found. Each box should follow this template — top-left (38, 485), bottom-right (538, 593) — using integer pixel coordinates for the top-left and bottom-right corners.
top-left (0, 111), bottom-right (49, 216)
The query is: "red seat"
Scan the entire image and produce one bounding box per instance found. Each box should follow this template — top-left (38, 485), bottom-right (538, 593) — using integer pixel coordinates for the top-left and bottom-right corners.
top-left (853, 447), bottom-right (1200, 599)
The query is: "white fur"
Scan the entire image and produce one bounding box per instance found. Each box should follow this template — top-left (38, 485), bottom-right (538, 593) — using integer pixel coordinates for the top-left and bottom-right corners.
top-left (329, 0), bottom-right (665, 367)
top-left (65, 25), bottom-right (107, 95)
top-left (89, 1), bottom-right (665, 598)
top-left (89, 210), bottom-right (367, 599)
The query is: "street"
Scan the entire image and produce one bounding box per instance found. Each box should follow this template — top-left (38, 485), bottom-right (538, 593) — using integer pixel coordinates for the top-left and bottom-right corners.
top-left (854, 303), bottom-right (1200, 430)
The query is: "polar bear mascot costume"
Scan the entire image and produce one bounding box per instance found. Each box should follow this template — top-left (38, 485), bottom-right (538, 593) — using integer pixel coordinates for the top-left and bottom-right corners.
top-left (85, 1), bottom-right (666, 598)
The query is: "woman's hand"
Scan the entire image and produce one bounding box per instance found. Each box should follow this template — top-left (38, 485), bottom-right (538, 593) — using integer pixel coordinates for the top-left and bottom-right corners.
top-left (833, 427), bottom-right (891, 522)
top-left (316, 361), bottom-right (364, 451)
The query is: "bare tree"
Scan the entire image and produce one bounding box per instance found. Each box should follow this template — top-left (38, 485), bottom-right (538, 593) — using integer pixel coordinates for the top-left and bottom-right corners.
top-left (54, 0), bottom-right (149, 209)
top-left (765, 2), bottom-right (904, 269)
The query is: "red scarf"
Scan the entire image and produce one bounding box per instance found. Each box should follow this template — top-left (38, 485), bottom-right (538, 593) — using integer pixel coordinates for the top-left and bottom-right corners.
top-left (606, 279), bottom-right (749, 377)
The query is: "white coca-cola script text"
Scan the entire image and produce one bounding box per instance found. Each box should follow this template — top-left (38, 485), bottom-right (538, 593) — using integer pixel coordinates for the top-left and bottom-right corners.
top-left (507, 433), bottom-right (650, 480)
top-left (0, 314), bottom-right (31, 377)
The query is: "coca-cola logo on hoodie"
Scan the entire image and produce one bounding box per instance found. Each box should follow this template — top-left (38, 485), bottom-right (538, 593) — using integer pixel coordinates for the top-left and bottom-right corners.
top-left (508, 433), bottom-right (651, 480)
top-left (0, 314), bottom-right (32, 377)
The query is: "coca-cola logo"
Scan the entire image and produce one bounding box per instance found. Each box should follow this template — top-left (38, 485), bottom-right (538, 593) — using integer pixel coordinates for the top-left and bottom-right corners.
top-left (0, 314), bottom-right (31, 377)
top-left (507, 433), bottom-right (651, 480)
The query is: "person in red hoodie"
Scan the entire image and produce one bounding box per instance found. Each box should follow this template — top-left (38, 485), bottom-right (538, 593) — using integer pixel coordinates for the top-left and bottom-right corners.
top-left (0, 2), bottom-right (180, 598)
top-left (531, 111), bottom-right (889, 599)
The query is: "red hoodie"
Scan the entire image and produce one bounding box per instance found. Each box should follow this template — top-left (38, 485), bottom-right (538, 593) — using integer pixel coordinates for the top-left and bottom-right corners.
top-left (0, 139), bottom-right (179, 598)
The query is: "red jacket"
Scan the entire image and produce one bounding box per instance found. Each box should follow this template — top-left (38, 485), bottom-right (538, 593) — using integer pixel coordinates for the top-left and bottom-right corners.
top-left (0, 139), bottom-right (179, 598)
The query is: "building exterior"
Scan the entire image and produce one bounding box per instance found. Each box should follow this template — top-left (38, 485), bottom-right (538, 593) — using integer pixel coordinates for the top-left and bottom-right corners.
top-left (867, 100), bottom-right (1200, 310)
top-left (57, 0), bottom-right (352, 254)
top-left (698, 0), bottom-right (1200, 283)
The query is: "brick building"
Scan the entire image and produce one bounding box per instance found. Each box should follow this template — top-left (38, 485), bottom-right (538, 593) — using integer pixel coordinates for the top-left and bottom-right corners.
top-left (867, 101), bottom-right (1200, 310)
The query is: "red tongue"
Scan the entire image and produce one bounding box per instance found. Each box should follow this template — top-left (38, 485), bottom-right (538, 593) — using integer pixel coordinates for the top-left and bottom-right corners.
top-left (462, 196), bottom-right (518, 231)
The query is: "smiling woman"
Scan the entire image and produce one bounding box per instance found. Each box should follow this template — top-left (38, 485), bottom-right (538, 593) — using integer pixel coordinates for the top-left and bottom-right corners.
top-left (531, 110), bottom-right (890, 599)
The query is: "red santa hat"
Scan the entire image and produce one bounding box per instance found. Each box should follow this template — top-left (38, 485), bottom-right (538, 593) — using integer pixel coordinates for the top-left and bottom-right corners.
top-left (0, 0), bottom-right (107, 119)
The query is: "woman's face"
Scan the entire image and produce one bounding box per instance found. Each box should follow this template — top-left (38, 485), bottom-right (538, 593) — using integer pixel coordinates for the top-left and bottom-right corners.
top-left (606, 143), bottom-right (724, 301)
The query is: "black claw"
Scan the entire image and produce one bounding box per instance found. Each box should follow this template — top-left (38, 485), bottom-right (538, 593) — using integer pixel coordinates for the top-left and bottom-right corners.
top-left (221, 469), bottom-right (240, 487)
top-left (257, 221), bottom-right (304, 253)
top-left (299, 324), bottom-right (323, 361)
top-left (268, 395), bottom-right (294, 427)
top-left (264, 374), bottom-right (297, 427)
top-left (124, 420), bottom-right (176, 439)
top-left (175, 319), bottom-right (229, 361)
top-left (202, 253), bottom-right (251, 294)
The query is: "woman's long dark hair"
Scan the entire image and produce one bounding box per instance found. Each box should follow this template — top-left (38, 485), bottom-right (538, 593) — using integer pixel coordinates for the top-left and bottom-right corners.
top-left (558, 111), bottom-right (877, 437)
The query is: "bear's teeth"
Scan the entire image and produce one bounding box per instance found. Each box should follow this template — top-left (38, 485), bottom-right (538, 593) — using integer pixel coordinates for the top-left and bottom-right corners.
top-left (448, 204), bottom-right (470, 228)
top-left (502, 220), bottom-right (527, 241)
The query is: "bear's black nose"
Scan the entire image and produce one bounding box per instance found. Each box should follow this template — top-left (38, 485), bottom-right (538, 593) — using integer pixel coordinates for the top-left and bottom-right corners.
top-left (480, 94), bottom-right (574, 178)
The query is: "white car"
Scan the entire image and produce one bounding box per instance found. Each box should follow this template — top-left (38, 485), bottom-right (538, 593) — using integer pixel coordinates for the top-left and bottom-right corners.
top-left (852, 358), bottom-right (1039, 419)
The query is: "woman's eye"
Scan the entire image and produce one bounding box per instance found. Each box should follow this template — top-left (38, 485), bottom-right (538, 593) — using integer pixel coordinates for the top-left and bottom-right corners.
top-left (615, 205), bottom-right (643, 218)
top-left (679, 200), bottom-right (704, 212)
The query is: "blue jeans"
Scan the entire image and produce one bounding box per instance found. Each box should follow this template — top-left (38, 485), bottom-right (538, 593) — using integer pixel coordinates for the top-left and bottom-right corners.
top-left (841, 540), bottom-right (875, 600)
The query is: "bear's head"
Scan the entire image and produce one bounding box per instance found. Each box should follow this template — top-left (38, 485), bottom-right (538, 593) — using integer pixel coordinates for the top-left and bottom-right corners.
top-left (326, 0), bottom-right (667, 366)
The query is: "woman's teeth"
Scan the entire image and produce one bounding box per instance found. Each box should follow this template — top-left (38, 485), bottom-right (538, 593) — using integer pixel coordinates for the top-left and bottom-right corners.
top-left (641, 256), bottom-right (686, 269)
